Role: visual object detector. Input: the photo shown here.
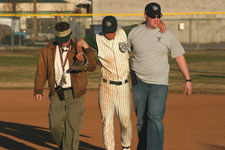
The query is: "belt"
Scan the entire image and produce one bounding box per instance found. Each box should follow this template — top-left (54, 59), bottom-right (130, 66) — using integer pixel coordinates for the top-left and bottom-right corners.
top-left (103, 79), bottom-right (128, 85)
top-left (62, 87), bottom-right (72, 91)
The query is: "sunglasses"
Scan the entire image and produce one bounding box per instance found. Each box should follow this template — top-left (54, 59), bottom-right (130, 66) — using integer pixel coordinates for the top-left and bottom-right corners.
top-left (149, 15), bottom-right (162, 19)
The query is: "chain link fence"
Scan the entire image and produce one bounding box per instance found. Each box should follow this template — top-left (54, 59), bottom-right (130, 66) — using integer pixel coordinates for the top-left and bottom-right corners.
top-left (0, 15), bottom-right (225, 51)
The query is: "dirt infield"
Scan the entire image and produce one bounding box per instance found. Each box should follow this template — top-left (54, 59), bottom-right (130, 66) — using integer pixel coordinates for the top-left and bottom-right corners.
top-left (0, 90), bottom-right (225, 150)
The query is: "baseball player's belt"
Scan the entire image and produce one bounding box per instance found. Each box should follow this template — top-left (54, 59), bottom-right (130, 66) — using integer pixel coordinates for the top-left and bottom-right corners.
top-left (62, 87), bottom-right (72, 91)
top-left (103, 78), bottom-right (128, 85)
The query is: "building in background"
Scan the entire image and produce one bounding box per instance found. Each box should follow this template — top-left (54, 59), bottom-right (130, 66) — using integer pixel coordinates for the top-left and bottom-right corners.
top-left (0, 0), bottom-right (225, 46)
top-left (91, 0), bottom-right (225, 45)
top-left (0, 0), bottom-right (92, 42)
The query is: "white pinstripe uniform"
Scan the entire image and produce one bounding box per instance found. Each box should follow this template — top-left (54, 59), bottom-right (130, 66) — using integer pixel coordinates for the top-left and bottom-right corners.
top-left (96, 28), bottom-right (132, 150)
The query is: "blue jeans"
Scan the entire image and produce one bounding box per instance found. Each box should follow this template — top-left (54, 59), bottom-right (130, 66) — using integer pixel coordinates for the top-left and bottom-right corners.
top-left (132, 77), bottom-right (168, 150)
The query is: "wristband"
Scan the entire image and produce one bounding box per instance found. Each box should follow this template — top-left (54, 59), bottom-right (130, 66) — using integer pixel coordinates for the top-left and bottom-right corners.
top-left (185, 79), bottom-right (192, 82)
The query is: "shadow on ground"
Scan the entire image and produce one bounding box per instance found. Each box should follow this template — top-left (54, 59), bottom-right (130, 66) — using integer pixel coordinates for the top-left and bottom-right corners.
top-left (202, 143), bottom-right (225, 150)
top-left (0, 121), bottom-right (104, 150)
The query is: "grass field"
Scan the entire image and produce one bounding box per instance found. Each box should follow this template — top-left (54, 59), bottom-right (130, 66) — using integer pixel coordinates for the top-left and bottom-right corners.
top-left (0, 49), bottom-right (224, 94)
top-left (169, 51), bottom-right (225, 94)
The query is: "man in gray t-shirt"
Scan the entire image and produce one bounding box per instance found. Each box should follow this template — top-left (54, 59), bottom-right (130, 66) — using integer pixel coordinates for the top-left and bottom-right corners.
top-left (128, 2), bottom-right (192, 150)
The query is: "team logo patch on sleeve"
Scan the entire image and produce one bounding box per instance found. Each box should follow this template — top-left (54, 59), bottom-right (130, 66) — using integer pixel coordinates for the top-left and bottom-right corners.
top-left (118, 42), bottom-right (129, 53)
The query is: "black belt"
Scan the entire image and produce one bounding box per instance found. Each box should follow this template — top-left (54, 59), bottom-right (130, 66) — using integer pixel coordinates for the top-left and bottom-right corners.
top-left (62, 87), bottom-right (72, 91)
top-left (103, 79), bottom-right (128, 85)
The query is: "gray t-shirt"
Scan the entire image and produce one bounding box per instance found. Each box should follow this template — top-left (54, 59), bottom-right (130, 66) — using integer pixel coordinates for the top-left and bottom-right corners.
top-left (128, 24), bottom-right (185, 85)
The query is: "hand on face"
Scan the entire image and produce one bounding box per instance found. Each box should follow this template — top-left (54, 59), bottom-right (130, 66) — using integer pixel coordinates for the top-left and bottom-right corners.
top-left (158, 20), bottom-right (166, 33)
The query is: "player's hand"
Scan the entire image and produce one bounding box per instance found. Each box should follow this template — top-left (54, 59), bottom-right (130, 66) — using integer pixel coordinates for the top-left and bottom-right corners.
top-left (158, 20), bottom-right (166, 33)
top-left (76, 52), bottom-right (85, 62)
top-left (34, 94), bottom-right (42, 101)
top-left (184, 82), bottom-right (192, 96)
top-left (82, 41), bottom-right (90, 49)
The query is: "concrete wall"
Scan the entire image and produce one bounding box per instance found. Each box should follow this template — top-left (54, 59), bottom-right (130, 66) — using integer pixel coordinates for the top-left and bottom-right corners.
top-left (93, 0), bottom-right (225, 13)
top-left (92, 0), bottom-right (225, 44)
top-left (0, 3), bottom-right (75, 12)
top-left (93, 0), bottom-right (225, 20)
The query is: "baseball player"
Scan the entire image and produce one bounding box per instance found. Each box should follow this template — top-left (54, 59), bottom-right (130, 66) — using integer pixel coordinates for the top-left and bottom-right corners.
top-left (77, 16), bottom-right (132, 150)
top-left (75, 16), bottom-right (166, 150)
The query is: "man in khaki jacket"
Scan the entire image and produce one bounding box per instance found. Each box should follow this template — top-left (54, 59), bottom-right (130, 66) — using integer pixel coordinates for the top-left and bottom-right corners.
top-left (34, 22), bottom-right (97, 150)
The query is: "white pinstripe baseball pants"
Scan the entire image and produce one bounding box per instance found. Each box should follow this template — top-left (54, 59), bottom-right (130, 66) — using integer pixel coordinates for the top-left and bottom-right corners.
top-left (98, 79), bottom-right (132, 150)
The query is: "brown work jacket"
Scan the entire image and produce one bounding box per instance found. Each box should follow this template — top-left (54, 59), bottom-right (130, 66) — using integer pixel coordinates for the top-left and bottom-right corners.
top-left (34, 41), bottom-right (97, 98)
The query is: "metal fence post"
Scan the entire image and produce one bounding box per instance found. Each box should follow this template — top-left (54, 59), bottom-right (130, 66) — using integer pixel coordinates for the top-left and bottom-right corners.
top-left (197, 15), bottom-right (200, 50)
top-left (11, 17), bottom-right (15, 52)
top-left (189, 19), bottom-right (192, 44)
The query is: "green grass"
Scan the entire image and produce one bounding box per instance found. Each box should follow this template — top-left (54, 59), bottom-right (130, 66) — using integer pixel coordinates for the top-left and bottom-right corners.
top-left (168, 51), bottom-right (225, 94)
top-left (0, 55), bottom-right (38, 84)
top-left (0, 50), bottom-right (224, 95)
top-left (0, 56), bottom-right (38, 67)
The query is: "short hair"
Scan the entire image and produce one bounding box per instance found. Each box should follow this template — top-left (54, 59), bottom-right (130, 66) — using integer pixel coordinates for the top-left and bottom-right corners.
top-left (55, 22), bottom-right (70, 32)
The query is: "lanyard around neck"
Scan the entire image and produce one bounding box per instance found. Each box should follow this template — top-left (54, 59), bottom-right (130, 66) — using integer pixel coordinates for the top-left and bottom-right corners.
top-left (58, 46), bottom-right (70, 72)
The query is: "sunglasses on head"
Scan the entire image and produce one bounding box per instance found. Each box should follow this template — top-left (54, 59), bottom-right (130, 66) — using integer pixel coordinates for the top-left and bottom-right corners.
top-left (149, 15), bottom-right (162, 19)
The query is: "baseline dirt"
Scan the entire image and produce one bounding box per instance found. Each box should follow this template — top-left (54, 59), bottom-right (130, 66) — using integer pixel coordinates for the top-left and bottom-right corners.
top-left (0, 90), bottom-right (225, 150)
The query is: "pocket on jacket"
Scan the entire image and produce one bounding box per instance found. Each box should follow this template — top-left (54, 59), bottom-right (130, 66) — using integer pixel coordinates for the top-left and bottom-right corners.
top-left (74, 72), bottom-right (87, 90)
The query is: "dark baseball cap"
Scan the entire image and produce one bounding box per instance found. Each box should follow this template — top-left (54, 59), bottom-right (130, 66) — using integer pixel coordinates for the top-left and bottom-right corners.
top-left (102, 16), bottom-right (117, 34)
top-left (145, 2), bottom-right (162, 17)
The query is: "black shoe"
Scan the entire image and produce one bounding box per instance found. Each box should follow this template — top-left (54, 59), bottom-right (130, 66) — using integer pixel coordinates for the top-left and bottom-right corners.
top-left (122, 146), bottom-right (130, 150)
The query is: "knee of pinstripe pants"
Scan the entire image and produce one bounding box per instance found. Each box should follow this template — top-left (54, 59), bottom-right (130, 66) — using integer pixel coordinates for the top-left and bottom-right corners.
top-left (98, 83), bottom-right (116, 150)
top-left (114, 84), bottom-right (132, 148)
